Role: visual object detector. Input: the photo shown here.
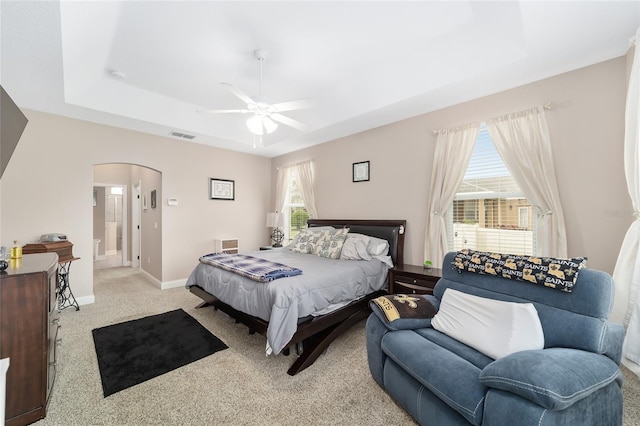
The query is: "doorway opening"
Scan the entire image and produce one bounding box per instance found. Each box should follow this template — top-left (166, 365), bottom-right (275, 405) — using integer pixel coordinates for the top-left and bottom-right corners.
top-left (92, 163), bottom-right (162, 274)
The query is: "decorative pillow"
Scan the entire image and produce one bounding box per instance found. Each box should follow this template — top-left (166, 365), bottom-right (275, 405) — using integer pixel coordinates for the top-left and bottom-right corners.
top-left (346, 233), bottom-right (389, 256)
top-left (313, 228), bottom-right (350, 259)
top-left (339, 237), bottom-right (372, 261)
top-left (369, 294), bottom-right (437, 331)
top-left (287, 227), bottom-right (334, 254)
top-left (452, 249), bottom-right (587, 293)
top-left (431, 288), bottom-right (544, 359)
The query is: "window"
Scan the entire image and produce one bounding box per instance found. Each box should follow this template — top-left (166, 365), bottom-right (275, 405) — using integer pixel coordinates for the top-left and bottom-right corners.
top-left (283, 170), bottom-right (309, 242)
top-left (449, 125), bottom-right (535, 255)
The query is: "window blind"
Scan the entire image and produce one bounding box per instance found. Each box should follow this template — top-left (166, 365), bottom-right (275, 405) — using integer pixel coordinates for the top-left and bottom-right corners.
top-left (450, 125), bottom-right (535, 255)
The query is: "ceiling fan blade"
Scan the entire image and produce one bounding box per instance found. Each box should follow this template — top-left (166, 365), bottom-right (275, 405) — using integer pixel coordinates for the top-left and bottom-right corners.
top-left (271, 113), bottom-right (309, 131)
top-left (270, 99), bottom-right (313, 113)
top-left (220, 83), bottom-right (256, 105)
top-left (199, 109), bottom-right (251, 114)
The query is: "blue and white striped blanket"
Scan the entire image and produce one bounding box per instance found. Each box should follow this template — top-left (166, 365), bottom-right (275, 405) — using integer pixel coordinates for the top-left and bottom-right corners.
top-left (199, 253), bottom-right (302, 283)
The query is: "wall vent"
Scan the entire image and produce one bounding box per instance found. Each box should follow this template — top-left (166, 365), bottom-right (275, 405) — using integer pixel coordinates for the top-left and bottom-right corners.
top-left (170, 131), bottom-right (195, 139)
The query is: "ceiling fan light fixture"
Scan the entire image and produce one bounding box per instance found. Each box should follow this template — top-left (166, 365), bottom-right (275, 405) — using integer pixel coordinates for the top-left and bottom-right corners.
top-left (247, 115), bottom-right (278, 135)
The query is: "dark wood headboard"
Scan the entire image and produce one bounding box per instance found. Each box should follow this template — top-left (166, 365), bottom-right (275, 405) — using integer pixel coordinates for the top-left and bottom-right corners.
top-left (306, 219), bottom-right (406, 266)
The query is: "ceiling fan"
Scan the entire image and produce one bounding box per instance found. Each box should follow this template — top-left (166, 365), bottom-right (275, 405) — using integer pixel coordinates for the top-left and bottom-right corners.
top-left (201, 49), bottom-right (312, 141)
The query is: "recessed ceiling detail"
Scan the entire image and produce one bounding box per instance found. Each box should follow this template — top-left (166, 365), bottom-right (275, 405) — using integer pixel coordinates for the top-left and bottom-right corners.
top-left (1, 1), bottom-right (638, 157)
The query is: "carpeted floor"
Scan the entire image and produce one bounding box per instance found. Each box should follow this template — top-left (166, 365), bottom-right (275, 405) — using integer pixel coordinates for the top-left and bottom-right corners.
top-left (33, 266), bottom-right (640, 425)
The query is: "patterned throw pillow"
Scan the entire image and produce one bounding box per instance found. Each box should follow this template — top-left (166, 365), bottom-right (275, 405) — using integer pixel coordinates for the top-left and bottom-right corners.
top-left (288, 229), bottom-right (323, 254)
top-left (313, 228), bottom-right (350, 259)
top-left (452, 249), bottom-right (587, 293)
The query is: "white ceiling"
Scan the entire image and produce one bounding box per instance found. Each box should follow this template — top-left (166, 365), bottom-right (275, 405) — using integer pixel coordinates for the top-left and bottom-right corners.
top-left (1, 1), bottom-right (639, 157)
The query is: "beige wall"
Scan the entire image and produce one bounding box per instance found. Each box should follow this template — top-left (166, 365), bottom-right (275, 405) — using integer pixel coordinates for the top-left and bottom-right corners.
top-left (0, 111), bottom-right (271, 302)
top-left (273, 56), bottom-right (633, 275)
top-left (1, 55), bottom-right (632, 306)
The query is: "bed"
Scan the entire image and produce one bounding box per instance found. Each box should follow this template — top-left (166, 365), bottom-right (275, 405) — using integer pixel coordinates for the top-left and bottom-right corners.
top-left (186, 219), bottom-right (406, 375)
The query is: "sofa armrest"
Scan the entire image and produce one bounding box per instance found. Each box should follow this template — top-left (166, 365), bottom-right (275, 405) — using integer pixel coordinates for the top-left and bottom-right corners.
top-left (604, 321), bottom-right (624, 364)
top-left (479, 348), bottom-right (622, 410)
top-left (369, 294), bottom-right (439, 331)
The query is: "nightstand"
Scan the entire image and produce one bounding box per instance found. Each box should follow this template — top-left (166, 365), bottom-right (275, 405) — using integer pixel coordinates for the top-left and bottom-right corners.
top-left (388, 264), bottom-right (443, 295)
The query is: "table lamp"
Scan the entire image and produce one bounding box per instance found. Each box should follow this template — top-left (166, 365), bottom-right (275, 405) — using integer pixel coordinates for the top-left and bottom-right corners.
top-left (266, 212), bottom-right (284, 247)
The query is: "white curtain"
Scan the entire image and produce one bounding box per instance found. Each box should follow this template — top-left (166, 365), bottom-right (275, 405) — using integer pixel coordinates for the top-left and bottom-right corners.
top-left (487, 106), bottom-right (568, 258)
top-left (424, 124), bottom-right (479, 267)
top-left (275, 167), bottom-right (290, 215)
top-left (292, 160), bottom-right (319, 219)
top-left (612, 28), bottom-right (640, 377)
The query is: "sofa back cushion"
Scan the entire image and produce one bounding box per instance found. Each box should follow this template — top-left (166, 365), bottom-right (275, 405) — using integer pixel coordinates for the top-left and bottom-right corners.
top-left (436, 252), bottom-right (617, 360)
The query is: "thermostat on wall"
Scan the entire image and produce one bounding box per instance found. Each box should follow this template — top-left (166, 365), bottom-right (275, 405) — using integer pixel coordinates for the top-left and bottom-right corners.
top-left (167, 198), bottom-right (179, 206)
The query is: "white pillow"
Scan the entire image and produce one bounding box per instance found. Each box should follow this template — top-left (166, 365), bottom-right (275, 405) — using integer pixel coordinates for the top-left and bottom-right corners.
top-left (431, 289), bottom-right (544, 360)
top-left (340, 237), bottom-right (372, 261)
top-left (346, 233), bottom-right (389, 256)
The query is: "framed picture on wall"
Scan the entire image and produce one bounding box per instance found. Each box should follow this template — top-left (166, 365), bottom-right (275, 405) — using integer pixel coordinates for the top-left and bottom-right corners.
top-left (353, 161), bottom-right (370, 182)
top-left (210, 178), bottom-right (235, 200)
top-left (151, 189), bottom-right (157, 208)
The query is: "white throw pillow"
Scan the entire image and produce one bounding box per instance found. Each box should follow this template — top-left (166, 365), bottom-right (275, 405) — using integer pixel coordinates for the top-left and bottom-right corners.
top-left (346, 233), bottom-right (389, 256)
top-left (431, 288), bottom-right (544, 360)
top-left (340, 237), bottom-right (372, 261)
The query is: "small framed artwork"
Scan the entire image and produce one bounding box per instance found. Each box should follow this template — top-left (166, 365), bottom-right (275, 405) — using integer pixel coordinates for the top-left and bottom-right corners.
top-left (210, 178), bottom-right (235, 200)
top-left (151, 190), bottom-right (157, 209)
top-left (353, 161), bottom-right (370, 182)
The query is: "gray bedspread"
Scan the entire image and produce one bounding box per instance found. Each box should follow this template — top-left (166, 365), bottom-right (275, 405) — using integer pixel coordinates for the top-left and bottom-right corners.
top-left (185, 248), bottom-right (389, 355)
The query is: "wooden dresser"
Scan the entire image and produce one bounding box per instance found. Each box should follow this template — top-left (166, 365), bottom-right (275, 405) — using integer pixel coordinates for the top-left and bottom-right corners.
top-left (0, 253), bottom-right (60, 426)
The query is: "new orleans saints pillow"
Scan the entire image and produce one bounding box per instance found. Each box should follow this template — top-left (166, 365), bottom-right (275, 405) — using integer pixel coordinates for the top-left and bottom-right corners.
top-left (453, 249), bottom-right (587, 293)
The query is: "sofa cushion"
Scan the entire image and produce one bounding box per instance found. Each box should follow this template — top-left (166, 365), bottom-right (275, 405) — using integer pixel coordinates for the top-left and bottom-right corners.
top-left (381, 330), bottom-right (486, 425)
top-left (453, 249), bottom-right (587, 292)
top-left (431, 288), bottom-right (545, 359)
top-left (479, 348), bottom-right (622, 410)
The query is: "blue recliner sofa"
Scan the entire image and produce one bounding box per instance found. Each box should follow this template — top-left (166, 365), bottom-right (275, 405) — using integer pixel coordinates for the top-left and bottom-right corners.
top-left (367, 251), bottom-right (625, 425)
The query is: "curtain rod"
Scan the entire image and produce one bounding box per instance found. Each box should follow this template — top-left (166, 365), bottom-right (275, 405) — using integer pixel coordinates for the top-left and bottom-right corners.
top-left (431, 102), bottom-right (557, 135)
top-left (275, 158), bottom-right (314, 170)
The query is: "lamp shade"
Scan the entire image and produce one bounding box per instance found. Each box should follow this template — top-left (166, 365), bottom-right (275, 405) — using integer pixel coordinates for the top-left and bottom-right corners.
top-left (266, 212), bottom-right (283, 227)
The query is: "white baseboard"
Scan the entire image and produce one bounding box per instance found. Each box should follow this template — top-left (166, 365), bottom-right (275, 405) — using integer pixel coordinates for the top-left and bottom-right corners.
top-left (105, 250), bottom-right (118, 255)
top-left (161, 278), bottom-right (187, 290)
top-left (74, 295), bottom-right (95, 306)
top-left (140, 268), bottom-right (162, 288)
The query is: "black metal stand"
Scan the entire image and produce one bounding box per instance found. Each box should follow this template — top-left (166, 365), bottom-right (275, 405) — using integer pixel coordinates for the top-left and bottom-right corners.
top-left (57, 259), bottom-right (79, 311)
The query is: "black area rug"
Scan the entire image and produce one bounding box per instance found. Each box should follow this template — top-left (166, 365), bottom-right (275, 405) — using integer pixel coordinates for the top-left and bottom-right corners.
top-left (92, 308), bottom-right (227, 397)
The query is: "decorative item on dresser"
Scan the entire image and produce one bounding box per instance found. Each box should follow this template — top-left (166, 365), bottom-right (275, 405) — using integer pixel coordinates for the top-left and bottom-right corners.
top-left (0, 253), bottom-right (60, 426)
top-left (388, 263), bottom-right (442, 295)
top-left (22, 240), bottom-right (80, 310)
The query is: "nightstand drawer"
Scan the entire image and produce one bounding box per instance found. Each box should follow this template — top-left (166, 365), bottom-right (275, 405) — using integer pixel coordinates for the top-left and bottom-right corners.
top-left (393, 278), bottom-right (435, 295)
top-left (388, 264), bottom-right (442, 295)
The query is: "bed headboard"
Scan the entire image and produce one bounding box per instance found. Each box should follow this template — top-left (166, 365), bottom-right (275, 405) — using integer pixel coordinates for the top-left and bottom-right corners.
top-left (306, 219), bottom-right (406, 266)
